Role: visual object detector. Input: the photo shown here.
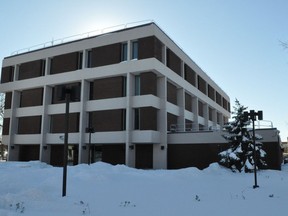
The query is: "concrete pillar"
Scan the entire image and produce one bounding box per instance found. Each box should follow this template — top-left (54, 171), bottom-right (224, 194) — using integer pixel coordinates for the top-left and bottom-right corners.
top-left (203, 103), bottom-right (209, 130)
top-left (153, 76), bottom-right (167, 169)
top-left (40, 85), bottom-right (52, 163)
top-left (125, 73), bottom-right (135, 167)
top-left (79, 80), bottom-right (90, 164)
top-left (8, 90), bottom-right (20, 161)
top-left (177, 88), bottom-right (185, 131)
top-left (192, 96), bottom-right (199, 131)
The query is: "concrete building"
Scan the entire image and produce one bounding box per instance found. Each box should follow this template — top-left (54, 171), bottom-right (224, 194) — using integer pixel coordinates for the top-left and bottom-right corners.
top-left (0, 22), bottom-right (232, 169)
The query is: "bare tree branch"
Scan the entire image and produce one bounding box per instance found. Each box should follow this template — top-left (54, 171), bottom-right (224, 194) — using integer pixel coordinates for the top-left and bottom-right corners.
top-left (0, 93), bottom-right (5, 128)
top-left (279, 40), bottom-right (288, 49)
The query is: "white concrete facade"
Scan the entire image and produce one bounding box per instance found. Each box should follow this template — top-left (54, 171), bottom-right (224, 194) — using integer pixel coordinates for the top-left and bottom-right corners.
top-left (0, 22), bottom-right (230, 169)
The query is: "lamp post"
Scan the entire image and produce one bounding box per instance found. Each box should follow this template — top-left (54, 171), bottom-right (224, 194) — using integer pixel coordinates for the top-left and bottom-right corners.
top-left (86, 127), bottom-right (95, 165)
top-left (56, 85), bottom-right (80, 197)
top-left (244, 110), bottom-right (263, 189)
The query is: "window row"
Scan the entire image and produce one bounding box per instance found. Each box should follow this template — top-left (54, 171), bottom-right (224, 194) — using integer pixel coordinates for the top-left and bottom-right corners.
top-left (4, 73), bottom-right (158, 109)
top-left (2, 107), bottom-right (158, 135)
top-left (168, 82), bottom-right (230, 112)
top-left (1, 36), bottom-right (163, 83)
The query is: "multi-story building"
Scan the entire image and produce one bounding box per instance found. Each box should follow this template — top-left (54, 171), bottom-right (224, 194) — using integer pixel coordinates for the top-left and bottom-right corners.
top-left (0, 22), bottom-right (231, 169)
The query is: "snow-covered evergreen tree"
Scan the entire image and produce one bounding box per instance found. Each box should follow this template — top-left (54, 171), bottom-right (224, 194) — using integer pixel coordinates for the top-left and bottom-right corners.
top-left (219, 99), bottom-right (267, 172)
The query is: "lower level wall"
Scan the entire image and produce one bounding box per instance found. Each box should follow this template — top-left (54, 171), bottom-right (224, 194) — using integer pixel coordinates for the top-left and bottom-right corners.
top-left (167, 143), bottom-right (228, 170)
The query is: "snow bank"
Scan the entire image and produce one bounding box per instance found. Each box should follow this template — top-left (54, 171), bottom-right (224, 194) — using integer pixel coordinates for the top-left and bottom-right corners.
top-left (0, 161), bottom-right (287, 216)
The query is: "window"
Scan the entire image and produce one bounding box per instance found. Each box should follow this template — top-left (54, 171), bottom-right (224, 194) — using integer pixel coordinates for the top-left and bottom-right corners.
top-left (135, 75), bottom-right (140, 95)
top-left (121, 43), bottom-right (128, 61)
top-left (77, 52), bottom-right (83, 69)
top-left (86, 50), bottom-right (92, 68)
top-left (134, 108), bottom-right (140, 130)
top-left (132, 41), bottom-right (138, 59)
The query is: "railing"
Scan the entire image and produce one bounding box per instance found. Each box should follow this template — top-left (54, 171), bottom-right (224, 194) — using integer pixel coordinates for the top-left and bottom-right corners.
top-left (169, 123), bottom-right (221, 133)
top-left (11, 20), bottom-right (154, 56)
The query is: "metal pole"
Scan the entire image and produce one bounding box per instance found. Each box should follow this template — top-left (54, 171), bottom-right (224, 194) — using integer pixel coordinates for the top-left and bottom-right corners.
top-left (252, 118), bottom-right (259, 189)
top-left (88, 131), bottom-right (91, 165)
top-left (62, 91), bottom-right (70, 197)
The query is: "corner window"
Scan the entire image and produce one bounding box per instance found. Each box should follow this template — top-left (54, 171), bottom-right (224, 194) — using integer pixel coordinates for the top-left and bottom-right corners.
top-left (134, 108), bottom-right (140, 130)
top-left (77, 52), bottom-right (83, 69)
top-left (131, 41), bottom-right (138, 60)
top-left (121, 43), bottom-right (128, 61)
top-left (135, 75), bottom-right (140, 95)
top-left (86, 50), bottom-right (92, 68)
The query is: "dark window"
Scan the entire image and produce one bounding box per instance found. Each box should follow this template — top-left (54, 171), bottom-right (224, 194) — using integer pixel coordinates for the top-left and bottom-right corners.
top-left (216, 92), bottom-right (222, 106)
top-left (121, 43), bottom-right (128, 61)
top-left (18, 116), bottom-right (42, 134)
top-left (209, 107), bottom-right (213, 121)
top-left (1, 66), bottom-right (14, 83)
top-left (2, 118), bottom-right (10, 135)
top-left (222, 98), bottom-right (228, 110)
top-left (20, 88), bottom-right (43, 107)
top-left (87, 50), bottom-right (92, 68)
top-left (135, 75), bottom-right (141, 96)
top-left (217, 112), bottom-right (221, 124)
top-left (197, 75), bottom-right (207, 95)
top-left (134, 108), bottom-right (140, 130)
top-left (50, 113), bottom-right (80, 133)
top-left (140, 72), bottom-right (157, 96)
top-left (52, 82), bottom-right (81, 104)
top-left (184, 64), bottom-right (196, 87)
top-left (198, 101), bottom-right (204, 117)
top-left (50, 52), bottom-right (79, 74)
top-left (90, 77), bottom-right (125, 100)
top-left (134, 107), bottom-right (158, 131)
top-left (89, 109), bottom-right (125, 132)
top-left (91, 43), bottom-right (121, 67)
top-left (208, 85), bottom-right (215, 101)
top-left (4, 92), bottom-right (12, 109)
top-left (185, 93), bottom-right (192, 112)
top-left (132, 41), bottom-right (138, 59)
top-left (138, 36), bottom-right (163, 62)
top-left (167, 113), bottom-right (178, 131)
top-left (167, 82), bottom-right (177, 105)
top-left (18, 59), bottom-right (45, 80)
top-left (166, 49), bottom-right (181, 76)
top-left (77, 52), bottom-right (83, 70)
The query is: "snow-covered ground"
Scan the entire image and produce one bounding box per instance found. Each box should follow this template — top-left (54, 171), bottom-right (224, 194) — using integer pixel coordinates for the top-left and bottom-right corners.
top-left (0, 161), bottom-right (287, 216)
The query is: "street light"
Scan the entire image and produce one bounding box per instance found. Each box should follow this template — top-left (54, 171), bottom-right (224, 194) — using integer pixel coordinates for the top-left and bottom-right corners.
top-left (86, 127), bottom-right (95, 165)
top-left (244, 110), bottom-right (263, 189)
top-left (56, 84), bottom-right (80, 197)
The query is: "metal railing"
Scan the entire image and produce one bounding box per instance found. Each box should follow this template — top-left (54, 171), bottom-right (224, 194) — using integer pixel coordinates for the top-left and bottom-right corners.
top-left (169, 123), bottom-right (221, 133)
top-left (11, 20), bottom-right (154, 56)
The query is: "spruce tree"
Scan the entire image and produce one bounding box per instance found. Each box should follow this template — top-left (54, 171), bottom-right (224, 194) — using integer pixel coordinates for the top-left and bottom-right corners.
top-left (219, 99), bottom-right (267, 172)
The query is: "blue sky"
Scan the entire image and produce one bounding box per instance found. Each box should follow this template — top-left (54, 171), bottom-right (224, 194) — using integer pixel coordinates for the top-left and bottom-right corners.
top-left (1, 0), bottom-right (288, 141)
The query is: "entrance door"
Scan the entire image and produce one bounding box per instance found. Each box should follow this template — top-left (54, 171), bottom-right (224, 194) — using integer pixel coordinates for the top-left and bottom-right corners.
top-left (136, 144), bottom-right (153, 169)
